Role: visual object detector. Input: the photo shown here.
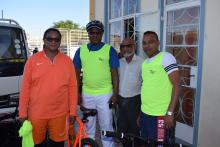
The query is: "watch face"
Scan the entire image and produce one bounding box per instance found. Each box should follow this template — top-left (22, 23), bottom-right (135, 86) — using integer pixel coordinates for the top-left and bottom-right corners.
top-left (167, 111), bottom-right (173, 116)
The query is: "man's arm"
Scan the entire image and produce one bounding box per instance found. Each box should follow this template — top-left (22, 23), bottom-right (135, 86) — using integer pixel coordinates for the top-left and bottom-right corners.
top-left (19, 59), bottom-right (32, 122)
top-left (109, 47), bottom-right (119, 105)
top-left (68, 61), bottom-right (78, 124)
top-left (109, 68), bottom-right (119, 104)
top-left (75, 68), bottom-right (82, 104)
top-left (165, 70), bottom-right (180, 129)
top-left (73, 48), bottom-right (82, 104)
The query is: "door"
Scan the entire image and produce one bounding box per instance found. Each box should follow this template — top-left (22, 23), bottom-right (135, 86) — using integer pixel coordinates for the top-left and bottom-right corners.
top-left (163, 0), bottom-right (201, 145)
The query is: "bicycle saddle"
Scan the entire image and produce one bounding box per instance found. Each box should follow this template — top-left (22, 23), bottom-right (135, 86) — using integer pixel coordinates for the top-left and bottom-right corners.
top-left (80, 105), bottom-right (97, 116)
top-left (80, 105), bottom-right (97, 123)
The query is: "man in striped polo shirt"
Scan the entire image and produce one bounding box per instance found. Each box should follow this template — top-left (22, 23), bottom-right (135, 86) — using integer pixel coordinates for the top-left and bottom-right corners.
top-left (140, 31), bottom-right (180, 144)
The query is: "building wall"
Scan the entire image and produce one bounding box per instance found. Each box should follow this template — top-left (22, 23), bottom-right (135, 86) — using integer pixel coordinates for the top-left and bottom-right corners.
top-left (94, 0), bottom-right (104, 21)
top-left (91, 1), bottom-right (220, 146)
top-left (198, 0), bottom-right (220, 146)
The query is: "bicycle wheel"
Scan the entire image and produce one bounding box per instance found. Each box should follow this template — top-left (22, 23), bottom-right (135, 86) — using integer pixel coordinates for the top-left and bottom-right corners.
top-left (76, 138), bottom-right (99, 147)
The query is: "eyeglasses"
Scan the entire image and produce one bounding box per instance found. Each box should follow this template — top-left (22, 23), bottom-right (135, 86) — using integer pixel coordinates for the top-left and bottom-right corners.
top-left (45, 37), bottom-right (61, 43)
top-left (120, 44), bottom-right (134, 49)
top-left (88, 31), bottom-right (102, 36)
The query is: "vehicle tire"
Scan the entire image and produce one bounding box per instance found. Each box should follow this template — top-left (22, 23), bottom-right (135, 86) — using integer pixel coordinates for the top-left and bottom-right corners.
top-left (76, 138), bottom-right (99, 147)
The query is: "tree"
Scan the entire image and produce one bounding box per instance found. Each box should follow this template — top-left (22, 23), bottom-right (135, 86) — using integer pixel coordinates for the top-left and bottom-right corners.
top-left (53, 20), bottom-right (81, 29)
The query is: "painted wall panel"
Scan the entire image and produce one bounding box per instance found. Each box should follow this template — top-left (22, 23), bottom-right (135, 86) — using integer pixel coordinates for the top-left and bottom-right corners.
top-left (199, 0), bottom-right (220, 146)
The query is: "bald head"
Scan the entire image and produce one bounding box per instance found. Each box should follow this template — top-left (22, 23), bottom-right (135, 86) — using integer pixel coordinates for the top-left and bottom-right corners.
top-left (121, 37), bottom-right (135, 46)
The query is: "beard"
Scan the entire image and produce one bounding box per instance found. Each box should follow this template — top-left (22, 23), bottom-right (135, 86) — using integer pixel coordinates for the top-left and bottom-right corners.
top-left (123, 51), bottom-right (135, 58)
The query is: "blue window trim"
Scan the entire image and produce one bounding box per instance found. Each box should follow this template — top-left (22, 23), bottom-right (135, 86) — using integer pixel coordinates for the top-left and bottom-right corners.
top-left (104, 0), bottom-right (109, 43)
top-left (159, 0), bottom-right (164, 51)
top-left (193, 0), bottom-right (205, 147)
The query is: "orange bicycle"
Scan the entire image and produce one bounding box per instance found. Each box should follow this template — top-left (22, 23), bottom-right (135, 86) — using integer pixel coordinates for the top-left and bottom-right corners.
top-left (67, 105), bottom-right (99, 147)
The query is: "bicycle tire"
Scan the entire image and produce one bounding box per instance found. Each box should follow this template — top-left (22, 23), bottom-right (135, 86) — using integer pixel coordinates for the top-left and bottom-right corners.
top-left (76, 138), bottom-right (99, 147)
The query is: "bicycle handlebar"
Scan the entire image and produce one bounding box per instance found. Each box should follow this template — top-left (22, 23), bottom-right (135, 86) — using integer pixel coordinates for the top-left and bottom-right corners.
top-left (102, 130), bottom-right (126, 139)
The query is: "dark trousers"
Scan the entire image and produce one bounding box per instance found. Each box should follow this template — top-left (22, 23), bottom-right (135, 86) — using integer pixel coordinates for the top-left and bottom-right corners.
top-left (117, 95), bottom-right (141, 136)
top-left (34, 139), bottom-right (64, 147)
top-left (140, 112), bottom-right (175, 145)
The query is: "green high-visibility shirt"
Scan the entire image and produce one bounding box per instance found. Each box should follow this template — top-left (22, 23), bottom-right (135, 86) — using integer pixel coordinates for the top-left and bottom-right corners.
top-left (141, 52), bottom-right (172, 116)
top-left (80, 44), bottom-right (112, 95)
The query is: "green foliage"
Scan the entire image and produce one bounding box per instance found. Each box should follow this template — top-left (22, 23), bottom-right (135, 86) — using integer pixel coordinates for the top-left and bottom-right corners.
top-left (53, 20), bottom-right (83, 29)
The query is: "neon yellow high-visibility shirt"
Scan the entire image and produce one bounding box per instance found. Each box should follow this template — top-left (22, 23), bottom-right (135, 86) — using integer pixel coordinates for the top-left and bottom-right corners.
top-left (141, 52), bottom-right (172, 116)
top-left (80, 44), bottom-right (112, 95)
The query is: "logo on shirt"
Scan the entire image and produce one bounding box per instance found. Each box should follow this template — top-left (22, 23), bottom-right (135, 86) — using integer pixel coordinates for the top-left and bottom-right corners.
top-left (149, 69), bottom-right (155, 74)
top-left (36, 62), bottom-right (43, 66)
top-left (98, 57), bottom-right (103, 61)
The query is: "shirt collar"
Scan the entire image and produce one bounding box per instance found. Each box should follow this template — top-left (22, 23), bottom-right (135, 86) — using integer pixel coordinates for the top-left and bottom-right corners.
top-left (87, 42), bottom-right (105, 51)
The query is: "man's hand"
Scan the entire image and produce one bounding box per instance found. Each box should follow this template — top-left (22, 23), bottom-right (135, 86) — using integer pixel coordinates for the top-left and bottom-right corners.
top-left (109, 94), bottom-right (117, 103)
top-left (108, 94), bottom-right (117, 108)
top-left (69, 115), bottom-right (76, 125)
top-left (164, 115), bottom-right (174, 129)
top-left (19, 117), bottom-right (27, 125)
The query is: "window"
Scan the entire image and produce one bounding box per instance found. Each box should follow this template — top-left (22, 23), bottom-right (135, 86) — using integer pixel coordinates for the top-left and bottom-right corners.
top-left (0, 27), bottom-right (26, 61)
top-left (166, 0), bottom-right (189, 5)
top-left (164, 0), bottom-right (200, 128)
top-left (109, 0), bottom-right (140, 52)
top-left (110, 21), bottom-right (121, 51)
top-left (123, 0), bottom-right (139, 15)
top-left (110, 0), bottom-right (122, 19)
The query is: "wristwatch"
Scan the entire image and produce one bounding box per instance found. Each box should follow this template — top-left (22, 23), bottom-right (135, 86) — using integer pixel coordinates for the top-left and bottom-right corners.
top-left (166, 111), bottom-right (173, 116)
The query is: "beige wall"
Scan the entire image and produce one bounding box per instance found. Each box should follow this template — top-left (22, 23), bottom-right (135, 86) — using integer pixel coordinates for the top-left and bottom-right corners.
top-left (93, 0), bottom-right (104, 22)
top-left (198, 0), bottom-right (220, 146)
top-left (141, 0), bottom-right (158, 13)
top-left (89, 0), bottom-right (95, 20)
top-left (91, 0), bottom-right (220, 146)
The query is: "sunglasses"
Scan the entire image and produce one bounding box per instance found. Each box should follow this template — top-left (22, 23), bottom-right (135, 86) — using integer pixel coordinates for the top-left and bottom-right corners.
top-left (120, 44), bottom-right (134, 48)
top-left (88, 31), bottom-right (102, 36)
top-left (45, 37), bottom-right (61, 43)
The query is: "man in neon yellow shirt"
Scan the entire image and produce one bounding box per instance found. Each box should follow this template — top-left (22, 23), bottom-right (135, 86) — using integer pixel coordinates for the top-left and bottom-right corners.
top-left (73, 20), bottom-right (119, 147)
top-left (140, 31), bottom-right (180, 144)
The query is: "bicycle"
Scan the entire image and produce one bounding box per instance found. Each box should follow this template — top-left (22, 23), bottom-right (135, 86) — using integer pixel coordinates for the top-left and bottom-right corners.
top-left (67, 105), bottom-right (99, 147)
top-left (102, 130), bottom-right (182, 147)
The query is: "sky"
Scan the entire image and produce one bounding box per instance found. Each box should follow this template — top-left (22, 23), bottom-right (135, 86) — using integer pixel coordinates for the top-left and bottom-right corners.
top-left (0, 0), bottom-right (89, 38)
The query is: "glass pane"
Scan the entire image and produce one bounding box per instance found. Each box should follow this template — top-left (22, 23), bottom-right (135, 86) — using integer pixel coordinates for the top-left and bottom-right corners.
top-left (167, 47), bottom-right (197, 66)
top-left (124, 18), bottom-right (134, 39)
top-left (175, 87), bottom-right (195, 126)
top-left (123, 0), bottom-right (139, 15)
top-left (110, 0), bottom-right (122, 19)
top-left (166, 27), bottom-right (198, 45)
top-left (109, 21), bottom-right (121, 52)
top-left (166, 0), bottom-right (189, 5)
top-left (0, 27), bottom-right (26, 60)
top-left (167, 7), bottom-right (199, 26)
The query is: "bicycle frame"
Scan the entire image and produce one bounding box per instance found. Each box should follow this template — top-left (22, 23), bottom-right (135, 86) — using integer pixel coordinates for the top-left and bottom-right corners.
top-left (68, 116), bottom-right (89, 147)
top-left (102, 130), bottom-right (181, 147)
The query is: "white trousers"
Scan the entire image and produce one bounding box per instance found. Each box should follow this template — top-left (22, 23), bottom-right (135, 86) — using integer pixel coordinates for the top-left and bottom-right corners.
top-left (82, 93), bottom-right (115, 147)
